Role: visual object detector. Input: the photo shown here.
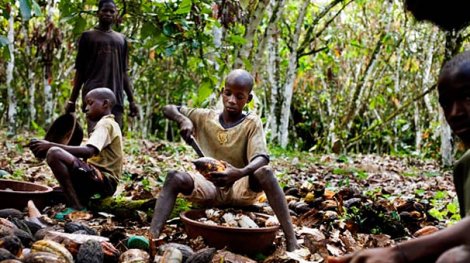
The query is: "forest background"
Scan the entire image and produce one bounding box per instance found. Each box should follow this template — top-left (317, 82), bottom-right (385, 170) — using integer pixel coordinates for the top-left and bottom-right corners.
top-left (0, 0), bottom-right (469, 164)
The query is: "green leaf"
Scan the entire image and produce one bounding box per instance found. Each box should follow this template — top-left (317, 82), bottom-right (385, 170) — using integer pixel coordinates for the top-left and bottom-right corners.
top-left (227, 35), bottom-right (247, 45)
top-left (19, 0), bottom-right (32, 21)
top-left (163, 23), bottom-right (175, 36)
top-left (447, 203), bottom-right (459, 215)
top-left (175, 0), bottom-right (192, 15)
top-left (197, 80), bottom-right (213, 104)
top-left (72, 16), bottom-right (87, 36)
top-left (58, 1), bottom-right (74, 17)
top-left (2, 46), bottom-right (10, 60)
top-left (240, 0), bottom-right (250, 10)
top-left (0, 36), bottom-right (8, 47)
top-left (31, 0), bottom-right (42, 17)
top-left (141, 21), bottom-right (158, 40)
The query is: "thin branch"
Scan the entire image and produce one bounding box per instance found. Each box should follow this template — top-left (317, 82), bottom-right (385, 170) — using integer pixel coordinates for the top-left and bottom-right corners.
top-left (297, 46), bottom-right (328, 59)
top-left (346, 84), bottom-right (437, 146)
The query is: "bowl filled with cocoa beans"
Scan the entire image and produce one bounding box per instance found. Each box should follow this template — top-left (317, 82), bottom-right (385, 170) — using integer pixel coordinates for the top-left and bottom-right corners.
top-left (180, 208), bottom-right (280, 254)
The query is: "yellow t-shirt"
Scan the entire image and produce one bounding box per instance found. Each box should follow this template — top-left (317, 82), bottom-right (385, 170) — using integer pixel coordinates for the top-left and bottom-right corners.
top-left (86, 115), bottom-right (123, 182)
top-left (179, 107), bottom-right (269, 168)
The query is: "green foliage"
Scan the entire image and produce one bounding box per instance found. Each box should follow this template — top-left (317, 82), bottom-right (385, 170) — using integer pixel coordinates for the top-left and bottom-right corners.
top-left (170, 197), bottom-right (192, 219)
top-left (0, 0), bottom-right (466, 162)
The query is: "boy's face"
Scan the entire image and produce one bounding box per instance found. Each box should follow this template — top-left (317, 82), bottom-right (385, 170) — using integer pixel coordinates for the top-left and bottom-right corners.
top-left (439, 63), bottom-right (470, 145)
top-left (98, 2), bottom-right (117, 25)
top-left (222, 83), bottom-right (252, 117)
top-left (84, 94), bottom-right (107, 122)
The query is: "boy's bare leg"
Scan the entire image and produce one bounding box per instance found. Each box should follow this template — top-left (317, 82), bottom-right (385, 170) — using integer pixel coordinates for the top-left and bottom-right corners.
top-left (46, 147), bottom-right (84, 209)
top-left (149, 171), bottom-right (194, 238)
top-left (252, 166), bottom-right (298, 251)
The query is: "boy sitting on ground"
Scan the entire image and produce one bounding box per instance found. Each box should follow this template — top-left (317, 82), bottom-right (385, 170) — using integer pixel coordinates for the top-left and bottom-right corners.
top-left (329, 50), bottom-right (470, 263)
top-left (30, 87), bottom-right (123, 210)
top-left (149, 69), bottom-right (298, 252)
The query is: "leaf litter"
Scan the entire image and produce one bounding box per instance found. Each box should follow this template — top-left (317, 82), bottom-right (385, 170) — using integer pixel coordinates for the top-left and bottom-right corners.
top-left (0, 132), bottom-right (457, 262)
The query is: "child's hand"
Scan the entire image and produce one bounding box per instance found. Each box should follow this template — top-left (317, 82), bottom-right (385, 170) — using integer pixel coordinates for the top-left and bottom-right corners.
top-left (179, 119), bottom-right (194, 142)
top-left (28, 139), bottom-right (51, 156)
top-left (208, 162), bottom-right (243, 187)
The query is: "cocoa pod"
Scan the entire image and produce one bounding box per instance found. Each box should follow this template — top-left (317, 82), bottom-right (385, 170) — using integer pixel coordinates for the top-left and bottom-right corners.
top-left (158, 243), bottom-right (194, 263)
top-left (186, 247), bottom-right (216, 263)
top-left (64, 222), bottom-right (97, 235)
top-left (76, 239), bottom-right (104, 263)
top-left (0, 259), bottom-right (22, 263)
top-left (31, 240), bottom-right (73, 263)
top-left (413, 226), bottom-right (439, 237)
top-left (192, 157), bottom-right (226, 178)
top-left (23, 252), bottom-right (66, 263)
top-left (0, 235), bottom-right (22, 257)
top-left (12, 229), bottom-right (33, 247)
top-left (119, 249), bottom-right (149, 263)
top-left (0, 219), bottom-right (17, 235)
top-left (102, 241), bottom-right (120, 262)
top-left (0, 209), bottom-right (23, 220)
top-left (11, 219), bottom-right (33, 239)
top-left (0, 248), bottom-right (16, 261)
top-left (158, 247), bottom-right (182, 263)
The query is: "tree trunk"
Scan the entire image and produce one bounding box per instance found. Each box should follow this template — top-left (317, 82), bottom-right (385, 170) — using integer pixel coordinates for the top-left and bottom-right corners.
top-left (22, 24), bottom-right (36, 127)
top-left (440, 30), bottom-right (464, 166)
top-left (415, 29), bottom-right (438, 152)
top-left (251, 0), bottom-right (286, 77)
top-left (279, 1), bottom-right (310, 148)
top-left (266, 31), bottom-right (280, 142)
top-left (43, 0), bottom-right (54, 126)
top-left (6, 6), bottom-right (17, 135)
top-left (234, 0), bottom-right (270, 68)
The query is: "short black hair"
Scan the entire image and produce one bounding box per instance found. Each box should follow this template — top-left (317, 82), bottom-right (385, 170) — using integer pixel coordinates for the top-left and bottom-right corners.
top-left (225, 69), bottom-right (254, 92)
top-left (87, 87), bottom-right (116, 108)
top-left (98, 0), bottom-right (116, 10)
top-left (439, 51), bottom-right (470, 85)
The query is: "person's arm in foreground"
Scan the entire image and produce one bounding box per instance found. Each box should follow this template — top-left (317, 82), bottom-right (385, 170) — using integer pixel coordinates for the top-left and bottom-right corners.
top-left (329, 216), bottom-right (470, 263)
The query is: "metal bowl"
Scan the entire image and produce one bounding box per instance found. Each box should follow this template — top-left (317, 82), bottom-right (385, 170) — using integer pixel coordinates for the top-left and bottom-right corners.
top-left (0, 179), bottom-right (53, 210)
top-left (180, 209), bottom-right (279, 254)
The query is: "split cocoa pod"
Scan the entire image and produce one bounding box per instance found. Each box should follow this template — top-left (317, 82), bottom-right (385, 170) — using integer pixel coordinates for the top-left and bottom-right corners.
top-left (192, 157), bottom-right (226, 178)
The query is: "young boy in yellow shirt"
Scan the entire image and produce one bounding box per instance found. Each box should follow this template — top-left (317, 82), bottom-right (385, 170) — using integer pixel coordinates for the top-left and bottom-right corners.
top-left (149, 69), bottom-right (298, 251)
top-left (30, 88), bottom-right (123, 210)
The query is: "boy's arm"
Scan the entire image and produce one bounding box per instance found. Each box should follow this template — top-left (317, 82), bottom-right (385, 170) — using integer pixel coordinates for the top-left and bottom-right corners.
top-left (29, 139), bottom-right (97, 159)
top-left (163, 104), bottom-right (194, 142)
top-left (239, 155), bottom-right (269, 177)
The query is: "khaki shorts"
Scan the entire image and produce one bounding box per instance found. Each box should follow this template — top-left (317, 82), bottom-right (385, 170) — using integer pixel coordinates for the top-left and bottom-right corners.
top-left (185, 172), bottom-right (262, 207)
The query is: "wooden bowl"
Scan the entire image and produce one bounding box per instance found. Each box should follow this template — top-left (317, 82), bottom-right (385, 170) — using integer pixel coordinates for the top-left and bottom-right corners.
top-left (180, 209), bottom-right (279, 254)
top-left (0, 179), bottom-right (53, 210)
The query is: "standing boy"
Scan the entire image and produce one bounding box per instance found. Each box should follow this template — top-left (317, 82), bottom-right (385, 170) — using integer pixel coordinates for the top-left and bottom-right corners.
top-left (149, 69), bottom-right (298, 252)
top-left (329, 51), bottom-right (470, 262)
top-left (30, 88), bottom-right (123, 210)
top-left (65, 0), bottom-right (138, 131)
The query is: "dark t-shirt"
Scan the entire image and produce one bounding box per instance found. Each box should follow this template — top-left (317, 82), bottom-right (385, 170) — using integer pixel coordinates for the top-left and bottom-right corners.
top-left (75, 29), bottom-right (128, 111)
